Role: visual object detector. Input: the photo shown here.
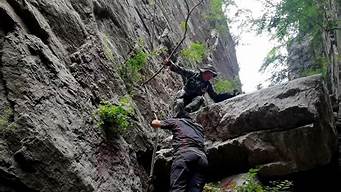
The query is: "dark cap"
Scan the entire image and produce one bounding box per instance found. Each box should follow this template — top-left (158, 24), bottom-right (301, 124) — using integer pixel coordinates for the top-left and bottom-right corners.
top-left (199, 64), bottom-right (218, 77)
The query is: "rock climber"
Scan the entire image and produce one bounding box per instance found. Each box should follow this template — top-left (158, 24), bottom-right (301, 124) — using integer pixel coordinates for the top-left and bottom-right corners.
top-left (151, 111), bottom-right (208, 192)
top-left (163, 59), bottom-right (239, 115)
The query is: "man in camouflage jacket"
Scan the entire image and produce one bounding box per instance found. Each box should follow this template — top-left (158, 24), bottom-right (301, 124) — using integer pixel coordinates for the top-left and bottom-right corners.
top-left (164, 60), bottom-right (239, 115)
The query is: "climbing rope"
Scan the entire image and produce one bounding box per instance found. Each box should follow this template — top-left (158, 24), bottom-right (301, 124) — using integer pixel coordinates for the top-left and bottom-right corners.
top-left (141, 0), bottom-right (205, 86)
top-left (144, 2), bottom-right (206, 190)
top-left (144, 85), bottom-right (159, 192)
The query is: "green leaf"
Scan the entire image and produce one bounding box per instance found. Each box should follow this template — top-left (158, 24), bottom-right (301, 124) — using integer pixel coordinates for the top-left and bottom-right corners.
top-left (96, 97), bottom-right (134, 137)
top-left (181, 42), bottom-right (206, 63)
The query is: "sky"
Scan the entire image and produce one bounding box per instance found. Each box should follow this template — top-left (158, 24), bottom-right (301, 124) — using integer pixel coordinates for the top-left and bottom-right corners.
top-left (225, 0), bottom-right (279, 93)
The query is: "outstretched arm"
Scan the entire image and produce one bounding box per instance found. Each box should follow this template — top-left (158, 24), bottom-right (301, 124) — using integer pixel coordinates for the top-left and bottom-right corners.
top-left (151, 118), bottom-right (177, 130)
top-left (207, 83), bottom-right (238, 103)
top-left (163, 59), bottom-right (196, 78)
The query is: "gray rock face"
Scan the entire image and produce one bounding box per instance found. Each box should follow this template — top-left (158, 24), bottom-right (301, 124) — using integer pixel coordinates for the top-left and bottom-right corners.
top-left (197, 75), bottom-right (334, 140)
top-left (287, 36), bottom-right (318, 80)
top-left (199, 75), bottom-right (337, 176)
top-left (0, 0), bottom-right (239, 191)
top-left (155, 75), bottom-right (337, 190)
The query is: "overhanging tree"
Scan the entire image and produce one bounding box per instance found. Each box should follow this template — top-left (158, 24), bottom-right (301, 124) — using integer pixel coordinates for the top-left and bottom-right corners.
top-left (253, 0), bottom-right (334, 84)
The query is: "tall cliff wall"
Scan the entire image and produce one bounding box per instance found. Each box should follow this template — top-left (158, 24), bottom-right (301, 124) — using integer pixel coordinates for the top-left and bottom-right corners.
top-left (286, 0), bottom-right (341, 183)
top-left (0, 0), bottom-right (239, 191)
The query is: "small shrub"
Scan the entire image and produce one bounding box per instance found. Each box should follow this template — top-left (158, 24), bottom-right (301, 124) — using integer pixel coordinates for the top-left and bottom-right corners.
top-left (235, 169), bottom-right (264, 192)
top-left (119, 50), bottom-right (149, 91)
top-left (181, 42), bottom-right (206, 63)
top-left (214, 78), bottom-right (237, 93)
top-left (126, 50), bottom-right (148, 80)
top-left (235, 169), bottom-right (293, 192)
top-left (96, 97), bottom-right (134, 137)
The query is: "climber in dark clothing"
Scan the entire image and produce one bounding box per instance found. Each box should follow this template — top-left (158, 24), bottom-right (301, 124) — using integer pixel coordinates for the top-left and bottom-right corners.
top-left (163, 59), bottom-right (239, 115)
top-left (151, 113), bottom-right (208, 192)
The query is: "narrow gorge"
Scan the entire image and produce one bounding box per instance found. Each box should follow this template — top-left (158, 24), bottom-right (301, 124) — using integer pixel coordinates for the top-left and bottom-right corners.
top-left (0, 0), bottom-right (340, 192)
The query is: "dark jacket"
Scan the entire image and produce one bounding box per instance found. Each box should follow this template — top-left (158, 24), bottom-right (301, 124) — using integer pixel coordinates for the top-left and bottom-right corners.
top-left (160, 118), bottom-right (205, 153)
top-left (170, 63), bottom-right (235, 102)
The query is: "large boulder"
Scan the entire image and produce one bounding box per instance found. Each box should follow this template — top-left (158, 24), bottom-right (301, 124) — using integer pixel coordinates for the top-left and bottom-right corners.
top-left (200, 74), bottom-right (337, 175)
top-left (154, 75), bottom-right (337, 190)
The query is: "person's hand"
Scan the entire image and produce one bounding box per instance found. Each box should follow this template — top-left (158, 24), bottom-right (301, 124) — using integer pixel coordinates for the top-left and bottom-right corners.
top-left (163, 58), bottom-right (171, 66)
top-left (233, 89), bottom-right (240, 96)
top-left (151, 119), bottom-right (161, 128)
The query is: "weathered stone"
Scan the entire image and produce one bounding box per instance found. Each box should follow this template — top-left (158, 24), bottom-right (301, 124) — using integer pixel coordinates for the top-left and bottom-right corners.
top-left (154, 75), bottom-right (337, 191)
top-left (0, 0), bottom-right (239, 191)
top-left (196, 75), bottom-right (335, 141)
top-left (201, 75), bottom-right (337, 175)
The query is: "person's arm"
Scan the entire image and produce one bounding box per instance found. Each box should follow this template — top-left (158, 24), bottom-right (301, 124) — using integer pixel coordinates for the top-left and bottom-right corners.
top-left (151, 118), bottom-right (177, 130)
top-left (163, 59), bottom-right (196, 78)
top-left (207, 83), bottom-right (238, 103)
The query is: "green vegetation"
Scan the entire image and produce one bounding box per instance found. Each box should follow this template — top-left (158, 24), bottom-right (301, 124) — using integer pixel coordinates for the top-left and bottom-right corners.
top-left (301, 68), bottom-right (323, 77)
top-left (102, 33), bottom-right (116, 64)
top-left (125, 50), bottom-right (148, 82)
top-left (235, 169), bottom-right (293, 192)
top-left (259, 46), bottom-right (286, 74)
top-left (253, 0), bottom-right (332, 84)
top-left (214, 78), bottom-right (238, 93)
top-left (119, 50), bottom-right (149, 91)
top-left (254, 0), bottom-right (328, 43)
top-left (102, 35), bottom-right (149, 90)
top-left (301, 56), bottom-right (328, 78)
top-left (264, 180), bottom-right (293, 192)
top-left (180, 20), bottom-right (188, 31)
top-left (150, 47), bottom-right (168, 58)
top-left (181, 42), bottom-right (206, 63)
top-left (0, 107), bottom-right (13, 130)
top-left (203, 183), bottom-right (221, 192)
top-left (235, 169), bottom-right (264, 192)
top-left (96, 97), bottom-right (134, 137)
top-left (207, 0), bottom-right (232, 33)
top-left (118, 38), bottom-right (167, 92)
top-left (204, 169), bottom-right (293, 192)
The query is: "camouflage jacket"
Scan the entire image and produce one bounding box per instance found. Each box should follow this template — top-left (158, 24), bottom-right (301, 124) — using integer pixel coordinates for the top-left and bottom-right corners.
top-left (170, 63), bottom-right (235, 102)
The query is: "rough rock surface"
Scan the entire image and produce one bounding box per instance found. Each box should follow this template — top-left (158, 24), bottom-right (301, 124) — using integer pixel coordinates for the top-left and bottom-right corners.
top-left (202, 75), bottom-right (336, 177)
top-left (154, 75), bottom-right (337, 191)
top-left (286, 36), bottom-right (320, 80)
top-left (0, 0), bottom-right (239, 191)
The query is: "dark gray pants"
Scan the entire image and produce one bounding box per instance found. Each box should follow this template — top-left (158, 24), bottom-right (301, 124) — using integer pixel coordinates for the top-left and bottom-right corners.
top-left (172, 90), bottom-right (205, 117)
top-left (170, 149), bottom-right (208, 192)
